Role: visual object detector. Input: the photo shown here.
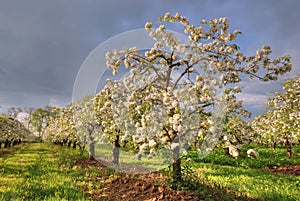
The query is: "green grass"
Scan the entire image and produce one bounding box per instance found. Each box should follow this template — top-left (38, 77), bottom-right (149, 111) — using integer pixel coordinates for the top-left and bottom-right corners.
top-left (0, 143), bottom-right (89, 200)
top-left (0, 142), bottom-right (123, 201)
top-left (53, 143), bottom-right (120, 199)
top-left (0, 143), bottom-right (75, 200)
top-left (187, 145), bottom-right (300, 169)
top-left (0, 142), bottom-right (299, 200)
top-left (189, 163), bottom-right (299, 200)
top-left (0, 143), bottom-right (28, 158)
top-left (183, 145), bottom-right (300, 201)
top-left (94, 143), bottom-right (172, 172)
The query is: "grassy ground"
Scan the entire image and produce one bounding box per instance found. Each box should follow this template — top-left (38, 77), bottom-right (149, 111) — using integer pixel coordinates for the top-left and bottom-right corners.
top-left (0, 142), bottom-right (299, 200)
top-left (94, 143), bottom-right (171, 173)
top-left (0, 143), bottom-right (88, 200)
top-left (0, 142), bottom-right (121, 201)
top-left (0, 143), bottom-right (28, 157)
top-left (184, 145), bottom-right (300, 201)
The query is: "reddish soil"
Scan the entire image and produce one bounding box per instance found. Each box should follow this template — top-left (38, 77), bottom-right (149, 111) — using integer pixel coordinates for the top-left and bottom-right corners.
top-left (76, 160), bottom-right (260, 201)
top-left (94, 176), bottom-right (202, 201)
top-left (77, 160), bottom-right (201, 200)
top-left (266, 165), bottom-right (300, 176)
top-left (76, 159), bottom-right (106, 168)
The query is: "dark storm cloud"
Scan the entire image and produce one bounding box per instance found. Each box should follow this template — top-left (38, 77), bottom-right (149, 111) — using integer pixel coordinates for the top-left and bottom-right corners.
top-left (0, 0), bottom-right (299, 116)
top-left (0, 0), bottom-right (193, 110)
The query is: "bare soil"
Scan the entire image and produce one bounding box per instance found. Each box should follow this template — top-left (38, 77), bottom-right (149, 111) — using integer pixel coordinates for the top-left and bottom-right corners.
top-left (76, 159), bottom-right (260, 201)
top-left (95, 176), bottom-right (202, 201)
top-left (266, 165), bottom-right (300, 176)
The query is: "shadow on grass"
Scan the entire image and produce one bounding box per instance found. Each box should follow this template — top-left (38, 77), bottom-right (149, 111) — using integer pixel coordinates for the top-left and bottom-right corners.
top-left (0, 143), bottom-right (29, 158)
top-left (187, 145), bottom-right (300, 169)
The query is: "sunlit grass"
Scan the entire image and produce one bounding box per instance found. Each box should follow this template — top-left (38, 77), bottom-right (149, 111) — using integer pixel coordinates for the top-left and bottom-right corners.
top-left (0, 142), bottom-right (299, 200)
top-left (184, 145), bottom-right (300, 201)
top-left (191, 163), bottom-right (299, 200)
top-left (0, 143), bottom-right (89, 200)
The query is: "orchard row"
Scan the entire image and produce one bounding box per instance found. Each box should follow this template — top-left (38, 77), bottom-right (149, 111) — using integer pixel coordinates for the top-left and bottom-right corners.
top-left (2, 13), bottom-right (298, 183)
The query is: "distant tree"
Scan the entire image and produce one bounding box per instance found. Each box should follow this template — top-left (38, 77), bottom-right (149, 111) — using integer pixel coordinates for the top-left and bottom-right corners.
top-left (94, 84), bottom-right (124, 165)
top-left (7, 107), bottom-right (23, 118)
top-left (23, 107), bottom-right (35, 129)
top-left (252, 75), bottom-right (300, 157)
top-left (0, 115), bottom-right (30, 148)
top-left (222, 114), bottom-right (254, 158)
top-left (74, 95), bottom-right (100, 160)
top-left (31, 106), bottom-right (59, 138)
top-left (252, 111), bottom-right (279, 150)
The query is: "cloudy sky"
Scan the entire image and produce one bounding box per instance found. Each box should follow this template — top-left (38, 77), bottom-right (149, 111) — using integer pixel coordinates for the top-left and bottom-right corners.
top-left (0, 0), bottom-right (299, 117)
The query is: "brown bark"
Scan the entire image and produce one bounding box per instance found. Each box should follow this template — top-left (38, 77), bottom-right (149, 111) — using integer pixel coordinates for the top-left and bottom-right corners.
top-left (67, 141), bottom-right (72, 147)
top-left (4, 139), bottom-right (10, 148)
top-left (285, 136), bottom-right (292, 157)
top-left (172, 138), bottom-right (182, 183)
top-left (272, 141), bottom-right (277, 150)
top-left (113, 135), bottom-right (120, 165)
top-left (89, 141), bottom-right (95, 160)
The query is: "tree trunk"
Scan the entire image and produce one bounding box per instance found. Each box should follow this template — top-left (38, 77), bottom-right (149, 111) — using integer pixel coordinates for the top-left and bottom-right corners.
top-left (89, 141), bottom-right (95, 160)
top-left (67, 141), bottom-right (72, 147)
top-left (270, 142), bottom-right (276, 157)
top-left (72, 141), bottom-right (77, 149)
top-left (272, 141), bottom-right (276, 150)
top-left (224, 147), bottom-right (230, 156)
top-left (194, 139), bottom-right (199, 149)
top-left (4, 139), bottom-right (9, 148)
top-left (285, 136), bottom-right (292, 157)
top-left (112, 135), bottom-right (120, 165)
top-left (172, 138), bottom-right (182, 183)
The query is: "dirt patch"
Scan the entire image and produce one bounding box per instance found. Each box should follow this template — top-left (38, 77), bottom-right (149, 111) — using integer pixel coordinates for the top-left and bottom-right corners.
top-left (266, 165), bottom-right (300, 176)
top-left (93, 176), bottom-right (202, 201)
top-left (76, 159), bottom-right (107, 168)
top-left (77, 160), bottom-right (202, 200)
top-left (76, 159), bottom-right (260, 201)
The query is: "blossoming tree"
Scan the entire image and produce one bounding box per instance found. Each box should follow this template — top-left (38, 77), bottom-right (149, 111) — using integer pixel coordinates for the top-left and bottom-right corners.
top-left (94, 83), bottom-right (126, 165)
top-left (252, 111), bottom-right (279, 150)
top-left (44, 105), bottom-right (82, 149)
top-left (31, 106), bottom-right (60, 139)
top-left (73, 95), bottom-right (100, 160)
top-left (252, 75), bottom-right (300, 157)
top-left (99, 12), bottom-right (292, 182)
top-left (0, 115), bottom-right (30, 147)
top-left (222, 114), bottom-right (254, 158)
